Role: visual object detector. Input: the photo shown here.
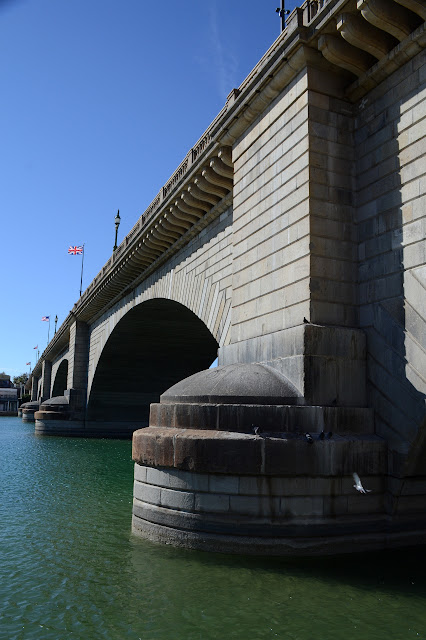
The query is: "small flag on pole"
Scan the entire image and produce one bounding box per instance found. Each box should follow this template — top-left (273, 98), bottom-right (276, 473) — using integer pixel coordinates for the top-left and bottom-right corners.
top-left (68, 243), bottom-right (85, 296)
top-left (41, 316), bottom-right (50, 322)
top-left (68, 246), bottom-right (83, 255)
top-left (26, 362), bottom-right (31, 365)
top-left (33, 345), bottom-right (38, 349)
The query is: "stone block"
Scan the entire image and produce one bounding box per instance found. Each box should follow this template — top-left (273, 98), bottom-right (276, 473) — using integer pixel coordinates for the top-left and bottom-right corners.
top-left (174, 403), bottom-right (219, 430)
top-left (347, 494), bottom-right (384, 514)
top-left (134, 464), bottom-right (147, 483)
top-left (132, 427), bottom-right (176, 468)
top-left (238, 476), bottom-right (271, 495)
top-left (173, 430), bottom-right (262, 475)
top-left (264, 436), bottom-right (387, 477)
top-left (146, 467), bottom-right (170, 488)
top-left (209, 474), bottom-right (239, 495)
top-left (194, 492), bottom-right (230, 513)
top-left (400, 478), bottom-right (426, 496)
top-left (393, 494), bottom-right (426, 514)
top-left (133, 481), bottom-right (161, 506)
top-left (160, 487), bottom-right (195, 511)
top-left (230, 495), bottom-right (281, 516)
top-left (283, 496), bottom-right (324, 517)
top-left (323, 496), bottom-right (348, 516)
top-left (167, 468), bottom-right (209, 492)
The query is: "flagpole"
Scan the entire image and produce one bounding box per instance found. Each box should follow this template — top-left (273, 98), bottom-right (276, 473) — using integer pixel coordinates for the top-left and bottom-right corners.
top-left (47, 317), bottom-right (50, 344)
top-left (80, 244), bottom-right (85, 297)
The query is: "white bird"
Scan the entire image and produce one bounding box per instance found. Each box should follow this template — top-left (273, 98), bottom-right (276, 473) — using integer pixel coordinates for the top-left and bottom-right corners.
top-left (353, 472), bottom-right (371, 494)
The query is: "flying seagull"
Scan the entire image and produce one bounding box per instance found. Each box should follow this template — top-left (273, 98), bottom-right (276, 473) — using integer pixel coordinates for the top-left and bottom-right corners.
top-left (353, 472), bottom-right (371, 494)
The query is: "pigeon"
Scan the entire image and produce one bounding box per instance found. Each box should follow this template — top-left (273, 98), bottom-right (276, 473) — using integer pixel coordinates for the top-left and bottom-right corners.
top-left (252, 425), bottom-right (261, 437)
top-left (319, 430), bottom-right (325, 440)
top-left (353, 472), bottom-right (371, 494)
top-left (326, 431), bottom-right (332, 439)
top-left (305, 432), bottom-right (313, 444)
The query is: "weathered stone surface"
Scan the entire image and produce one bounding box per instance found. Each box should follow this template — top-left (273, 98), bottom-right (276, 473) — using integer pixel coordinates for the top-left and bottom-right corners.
top-left (160, 363), bottom-right (302, 405)
top-left (132, 427), bottom-right (176, 468)
top-left (150, 401), bottom-right (374, 434)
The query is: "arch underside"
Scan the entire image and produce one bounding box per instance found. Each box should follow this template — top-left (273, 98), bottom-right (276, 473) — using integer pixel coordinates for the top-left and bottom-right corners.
top-left (52, 360), bottom-right (68, 398)
top-left (87, 299), bottom-right (218, 424)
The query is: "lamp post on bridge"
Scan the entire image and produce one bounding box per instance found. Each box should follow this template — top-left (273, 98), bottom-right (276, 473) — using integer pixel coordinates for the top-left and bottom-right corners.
top-left (275, 1), bottom-right (290, 32)
top-left (113, 210), bottom-right (121, 252)
top-left (54, 315), bottom-right (58, 335)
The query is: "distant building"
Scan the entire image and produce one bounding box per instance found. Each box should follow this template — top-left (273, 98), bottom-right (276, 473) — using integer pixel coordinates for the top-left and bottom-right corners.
top-left (0, 374), bottom-right (18, 415)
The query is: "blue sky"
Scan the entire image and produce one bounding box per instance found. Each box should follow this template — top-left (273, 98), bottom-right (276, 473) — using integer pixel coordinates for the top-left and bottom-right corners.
top-left (0, 0), bottom-right (298, 378)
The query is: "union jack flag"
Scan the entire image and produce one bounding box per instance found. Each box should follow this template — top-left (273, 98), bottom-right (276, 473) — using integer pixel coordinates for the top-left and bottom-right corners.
top-left (41, 316), bottom-right (49, 322)
top-left (68, 246), bottom-right (83, 255)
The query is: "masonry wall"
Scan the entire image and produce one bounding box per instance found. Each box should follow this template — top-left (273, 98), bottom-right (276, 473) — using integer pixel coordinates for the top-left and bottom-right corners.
top-left (308, 80), bottom-right (358, 327)
top-left (231, 69), bottom-right (310, 342)
top-left (355, 50), bottom-right (426, 460)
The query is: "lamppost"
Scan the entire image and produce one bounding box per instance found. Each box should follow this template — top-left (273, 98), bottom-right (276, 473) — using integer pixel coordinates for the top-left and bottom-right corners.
top-left (113, 210), bottom-right (121, 252)
top-left (54, 315), bottom-right (58, 335)
top-left (275, 1), bottom-right (290, 32)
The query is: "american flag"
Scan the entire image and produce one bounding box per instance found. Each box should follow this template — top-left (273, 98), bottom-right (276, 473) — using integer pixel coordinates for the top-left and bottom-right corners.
top-left (33, 345), bottom-right (38, 349)
top-left (41, 316), bottom-right (50, 322)
top-left (68, 246), bottom-right (83, 255)
top-left (26, 362), bottom-right (31, 366)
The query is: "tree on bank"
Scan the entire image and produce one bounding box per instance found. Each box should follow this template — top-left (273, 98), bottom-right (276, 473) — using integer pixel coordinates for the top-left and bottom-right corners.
top-left (13, 373), bottom-right (29, 386)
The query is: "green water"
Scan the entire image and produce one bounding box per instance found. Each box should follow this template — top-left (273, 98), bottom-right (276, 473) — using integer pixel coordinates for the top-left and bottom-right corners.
top-left (0, 417), bottom-right (425, 640)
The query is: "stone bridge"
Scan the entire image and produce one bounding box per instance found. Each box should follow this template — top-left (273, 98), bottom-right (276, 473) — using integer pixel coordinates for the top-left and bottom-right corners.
top-left (25, 0), bottom-right (426, 554)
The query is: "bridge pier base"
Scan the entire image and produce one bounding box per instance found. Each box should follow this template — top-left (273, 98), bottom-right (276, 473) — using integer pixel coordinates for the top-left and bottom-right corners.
top-left (21, 401), bottom-right (40, 423)
top-left (131, 363), bottom-right (426, 555)
top-left (34, 390), bottom-right (143, 438)
top-left (35, 417), bottom-right (86, 437)
top-left (132, 463), bottom-right (426, 556)
top-left (35, 418), bottom-right (140, 438)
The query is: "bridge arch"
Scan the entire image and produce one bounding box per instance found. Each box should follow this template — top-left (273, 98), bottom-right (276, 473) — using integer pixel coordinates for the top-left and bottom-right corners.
top-left (51, 359), bottom-right (68, 398)
top-left (87, 298), bottom-right (218, 425)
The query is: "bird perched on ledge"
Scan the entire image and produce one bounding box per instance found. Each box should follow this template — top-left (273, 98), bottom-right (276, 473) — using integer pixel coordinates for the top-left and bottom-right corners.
top-left (252, 425), bottom-right (261, 437)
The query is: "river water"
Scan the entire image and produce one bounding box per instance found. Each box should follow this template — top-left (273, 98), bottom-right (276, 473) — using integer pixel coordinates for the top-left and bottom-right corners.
top-left (0, 417), bottom-right (425, 640)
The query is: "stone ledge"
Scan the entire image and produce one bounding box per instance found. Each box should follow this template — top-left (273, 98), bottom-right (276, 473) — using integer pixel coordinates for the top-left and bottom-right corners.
top-left (132, 427), bottom-right (387, 476)
top-left (149, 403), bottom-right (374, 433)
